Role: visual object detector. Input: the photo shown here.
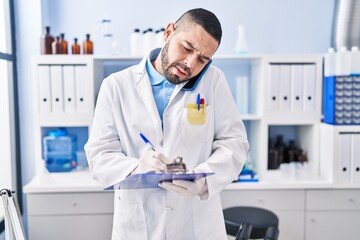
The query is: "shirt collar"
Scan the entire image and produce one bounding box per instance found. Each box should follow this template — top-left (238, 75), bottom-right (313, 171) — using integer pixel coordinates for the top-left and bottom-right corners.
top-left (146, 48), bottom-right (164, 86)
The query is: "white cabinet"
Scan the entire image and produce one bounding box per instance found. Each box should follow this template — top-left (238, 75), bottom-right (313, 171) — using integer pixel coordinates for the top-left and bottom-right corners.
top-left (221, 189), bottom-right (305, 240)
top-left (305, 189), bottom-right (360, 240)
top-left (27, 191), bottom-right (114, 240)
top-left (320, 124), bottom-right (360, 184)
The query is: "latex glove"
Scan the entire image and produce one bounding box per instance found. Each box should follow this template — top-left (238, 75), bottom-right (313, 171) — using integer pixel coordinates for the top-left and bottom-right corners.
top-left (159, 177), bottom-right (207, 198)
top-left (131, 150), bottom-right (171, 175)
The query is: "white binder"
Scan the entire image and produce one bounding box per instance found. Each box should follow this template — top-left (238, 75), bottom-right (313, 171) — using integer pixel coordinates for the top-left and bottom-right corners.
top-left (75, 65), bottom-right (89, 113)
top-left (291, 64), bottom-right (304, 111)
top-left (337, 133), bottom-right (351, 183)
top-left (37, 66), bottom-right (51, 113)
top-left (279, 64), bottom-right (291, 111)
top-left (63, 65), bottom-right (76, 113)
top-left (303, 64), bottom-right (316, 112)
top-left (351, 133), bottom-right (360, 183)
top-left (50, 66), bottom-right (64, 113)
top-left (1, 189), bottom-right (26, 240)
top-left (268, 64), bottom-right (280, 111)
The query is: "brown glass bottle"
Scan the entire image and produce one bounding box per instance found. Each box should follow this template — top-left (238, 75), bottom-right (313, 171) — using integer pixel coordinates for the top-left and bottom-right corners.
top-left (59, 33), bottom-right (68, 54)
top-left (83, 34), bottom-right (93, 54)
top-left (52, 36), bottom-right (61, 54)
top-left (40, 26), bottom-right (55, 54)
top-left (71, 38), bottom-right (81, 54)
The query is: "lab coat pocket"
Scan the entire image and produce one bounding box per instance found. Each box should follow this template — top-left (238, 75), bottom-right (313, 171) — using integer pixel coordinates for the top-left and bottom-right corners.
top-left (113, 199), bottom-right (147, 240)
top-left (182, 104), bottom-right (210, 146)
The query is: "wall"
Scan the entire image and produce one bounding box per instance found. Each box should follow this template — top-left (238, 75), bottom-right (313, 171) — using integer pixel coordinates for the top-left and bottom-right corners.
top-left (10, 0), bottom-right (335, 238)
top-left (42, 0), bottom-right (335, 55)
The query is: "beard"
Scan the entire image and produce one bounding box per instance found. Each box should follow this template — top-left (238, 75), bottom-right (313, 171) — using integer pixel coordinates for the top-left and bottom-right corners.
top-left (161, 40), bottom-right (192, 85)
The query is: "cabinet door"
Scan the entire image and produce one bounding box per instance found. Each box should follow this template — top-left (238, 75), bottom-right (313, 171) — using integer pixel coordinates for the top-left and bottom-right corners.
top-left (28, 214), bottom-right (113, 240)
top-left (306, 211), bottom-right (360, 240)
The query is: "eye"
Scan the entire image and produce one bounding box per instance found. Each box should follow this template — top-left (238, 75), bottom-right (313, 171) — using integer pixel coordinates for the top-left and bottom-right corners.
top-left (198, 58), bottom-right (205, 64)
top-left (182, 45), bottom-right (191, 52)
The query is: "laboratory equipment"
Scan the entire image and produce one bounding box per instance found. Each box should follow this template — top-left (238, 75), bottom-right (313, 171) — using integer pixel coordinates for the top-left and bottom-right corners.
top-left (71, 38), bottom-right (81, 54)
top-left (235, 25), bottom-right (249, 54)
top-left (43, 129), bottom-right (77, 172)
top-left (83, 33), bottom-right (93, 54)
top-left (40, 26), bottom-right (55, 54)
top-left (59, 33), bottom-right (68, 54)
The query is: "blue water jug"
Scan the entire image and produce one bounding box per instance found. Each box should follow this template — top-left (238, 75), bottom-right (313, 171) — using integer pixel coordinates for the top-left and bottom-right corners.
top-left (43, 129), bottom-right (77, 172)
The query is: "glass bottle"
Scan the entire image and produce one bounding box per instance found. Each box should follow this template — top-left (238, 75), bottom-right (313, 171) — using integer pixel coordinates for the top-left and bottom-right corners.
top-left (83, 34), bottom-right (93, 54)
top-left (59, 33), bottom-right (68, 54)
top-left (71, 38), bottom-right (81, 55)
top-left (52, 36), bottom-right (61, 54)
top-left (40, 26), bottom-right (55, 54)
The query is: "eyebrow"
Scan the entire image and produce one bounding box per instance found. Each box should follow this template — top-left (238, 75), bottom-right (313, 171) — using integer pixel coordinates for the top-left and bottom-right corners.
top-left (184, 40), bottom-right (211, 61)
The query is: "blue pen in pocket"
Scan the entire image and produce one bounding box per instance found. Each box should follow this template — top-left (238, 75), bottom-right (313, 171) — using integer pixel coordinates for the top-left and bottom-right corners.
top-left (197, 93), bottom-right (201, 111)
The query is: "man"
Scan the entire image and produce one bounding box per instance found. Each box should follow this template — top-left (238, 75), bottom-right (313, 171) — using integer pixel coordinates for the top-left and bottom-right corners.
top-left (85, 8), bottom-right (249, 240)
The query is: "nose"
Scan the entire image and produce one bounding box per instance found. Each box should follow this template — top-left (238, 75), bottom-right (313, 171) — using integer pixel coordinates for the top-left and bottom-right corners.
top-left (184, 54), bottom-right (197, 69)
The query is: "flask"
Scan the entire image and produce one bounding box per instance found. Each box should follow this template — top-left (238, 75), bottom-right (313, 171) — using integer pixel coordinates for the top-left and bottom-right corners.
top-left (235, 25), bottom-right (249, 54)
top-left (51, 36), bottom-right (61, 54)
top-left (59, 33), bottom-right (68, 54)
top-left (43, 129), bottom-right (77, 172)
top-left (71, 38), bottom-right (81, 54)
top-left (40, 26), bottom-right (55, 54)
top-left (130, 28), bottom-right (142, 56)
top-left (83, 34), bottom-right (94, 54)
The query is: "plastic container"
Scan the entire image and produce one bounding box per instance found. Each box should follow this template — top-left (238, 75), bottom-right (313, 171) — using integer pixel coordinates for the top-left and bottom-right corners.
top-left (43, 129), bottom-right (77, 172)
top-left (130, 28), bottom-right (143, 56)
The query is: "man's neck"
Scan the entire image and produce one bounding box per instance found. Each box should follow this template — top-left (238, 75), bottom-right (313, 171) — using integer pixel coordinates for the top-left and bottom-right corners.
top-left (152, 54), bottom-right (163, 75)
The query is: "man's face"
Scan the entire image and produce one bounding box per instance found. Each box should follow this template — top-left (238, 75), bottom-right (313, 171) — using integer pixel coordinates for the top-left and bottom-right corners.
top-left (160, 24), bottom-right (219, 85)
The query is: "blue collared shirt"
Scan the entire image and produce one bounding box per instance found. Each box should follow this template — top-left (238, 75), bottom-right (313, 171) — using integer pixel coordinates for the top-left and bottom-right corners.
top-left (146, 49), bottom-right (175, 122)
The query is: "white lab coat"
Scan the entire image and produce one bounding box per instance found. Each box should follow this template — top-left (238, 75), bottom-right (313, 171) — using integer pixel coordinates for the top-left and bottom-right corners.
top-left (85, 55), bottom-right (249, 240)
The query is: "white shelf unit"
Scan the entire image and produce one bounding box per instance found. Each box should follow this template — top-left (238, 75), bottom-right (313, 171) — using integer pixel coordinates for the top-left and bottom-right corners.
top-left (31, 54), bottom-right (324, 180)
top-left (217, 55), bottom-right (323, 180)
top-left (319, 123), bottom-right (360, 184)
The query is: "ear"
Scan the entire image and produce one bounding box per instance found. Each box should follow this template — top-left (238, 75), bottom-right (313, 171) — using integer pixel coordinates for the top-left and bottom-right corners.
top-left (164, 23), bottom-right (176, 42)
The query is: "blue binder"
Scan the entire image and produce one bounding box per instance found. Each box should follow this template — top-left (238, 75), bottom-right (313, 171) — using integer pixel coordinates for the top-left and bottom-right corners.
top-left (105, 172), bottom-right (214, 190)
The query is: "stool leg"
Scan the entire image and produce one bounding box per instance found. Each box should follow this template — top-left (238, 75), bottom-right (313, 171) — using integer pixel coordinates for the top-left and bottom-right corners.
top-left (264, 226), bottom-right (279, 240)
top-left (235, 222), bottom-right (252, 240)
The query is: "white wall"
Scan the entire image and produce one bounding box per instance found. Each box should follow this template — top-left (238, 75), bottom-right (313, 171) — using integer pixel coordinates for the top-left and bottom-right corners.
top-left (8, 0), bottom-right (335, 238)
top-left (42, 0), bottom-right (335, 55)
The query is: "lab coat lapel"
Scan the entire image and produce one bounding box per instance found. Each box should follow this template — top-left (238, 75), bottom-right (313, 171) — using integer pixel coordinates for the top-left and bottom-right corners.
top-left (133, 59), bottom-right (162, 138)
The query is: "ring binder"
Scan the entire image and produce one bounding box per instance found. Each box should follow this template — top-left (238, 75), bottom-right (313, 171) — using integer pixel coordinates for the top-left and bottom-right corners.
top-left (1, 189), bottom-right (26, 240)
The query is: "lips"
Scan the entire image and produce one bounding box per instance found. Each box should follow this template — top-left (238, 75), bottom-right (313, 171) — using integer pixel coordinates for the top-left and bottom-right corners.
top-left (174, 66), bottom-right (188, 77)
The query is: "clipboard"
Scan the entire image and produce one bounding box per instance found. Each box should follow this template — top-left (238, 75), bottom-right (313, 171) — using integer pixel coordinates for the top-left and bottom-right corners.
top-left (1, 189), bottom-right (27, 240)
top-left (105, 172), bottom-right (214, 190)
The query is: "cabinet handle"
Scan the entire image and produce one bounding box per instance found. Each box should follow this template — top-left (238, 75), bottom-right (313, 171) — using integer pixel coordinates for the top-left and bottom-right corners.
top-left (310, 218), bottom-right (317, 223)
top-left (257, 199), bottom-right (264, 203)
top-left (348, 198), bottom-right (355, 203)
top-left (72, 202), bottom-right (78, 207)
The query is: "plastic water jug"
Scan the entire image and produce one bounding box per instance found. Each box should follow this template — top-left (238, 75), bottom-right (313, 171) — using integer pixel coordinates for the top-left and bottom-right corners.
top-left (43, 129), bottom-right (77, 172)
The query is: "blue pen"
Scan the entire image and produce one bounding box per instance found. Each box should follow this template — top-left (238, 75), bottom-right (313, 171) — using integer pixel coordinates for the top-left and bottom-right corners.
top-left (197, 93), bottom-right (200, 111)
top-left (139, 133), bottom-right (156, 151)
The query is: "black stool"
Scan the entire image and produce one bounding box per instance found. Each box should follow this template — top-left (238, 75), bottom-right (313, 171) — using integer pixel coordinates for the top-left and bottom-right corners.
top-left (223, 207), bottom-right (279, 240)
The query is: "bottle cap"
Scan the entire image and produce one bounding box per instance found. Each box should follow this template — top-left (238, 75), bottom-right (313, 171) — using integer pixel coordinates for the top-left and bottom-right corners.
top-left (48, 129), bottom-right (67, 137)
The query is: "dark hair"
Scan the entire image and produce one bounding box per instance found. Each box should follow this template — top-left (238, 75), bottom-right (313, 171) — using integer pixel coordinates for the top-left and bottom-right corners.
top-left (175, 8), bottom-right (222, 45)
